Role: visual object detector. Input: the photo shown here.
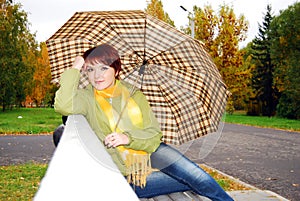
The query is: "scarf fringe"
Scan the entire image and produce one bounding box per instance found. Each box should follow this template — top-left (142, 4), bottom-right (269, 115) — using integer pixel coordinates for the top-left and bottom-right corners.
top-left (121, 150), bottom-right (152, 188)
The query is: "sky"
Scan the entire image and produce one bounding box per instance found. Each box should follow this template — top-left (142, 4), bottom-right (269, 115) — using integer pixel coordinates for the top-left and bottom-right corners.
top-left (16, 0), bottom-right (298, 48)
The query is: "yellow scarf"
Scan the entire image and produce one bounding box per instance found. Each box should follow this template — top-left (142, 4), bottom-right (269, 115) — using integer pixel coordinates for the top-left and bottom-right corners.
top-left (94, 81), bottom-right (151, 187)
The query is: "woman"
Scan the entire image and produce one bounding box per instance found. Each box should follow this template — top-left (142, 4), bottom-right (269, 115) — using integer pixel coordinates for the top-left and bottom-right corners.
top-left (55, 44), bottom-right (233, 201)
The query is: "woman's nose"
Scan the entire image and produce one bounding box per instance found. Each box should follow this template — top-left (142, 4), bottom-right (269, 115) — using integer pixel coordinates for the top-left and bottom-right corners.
top-left (94, 68), bottom-right (104, 78)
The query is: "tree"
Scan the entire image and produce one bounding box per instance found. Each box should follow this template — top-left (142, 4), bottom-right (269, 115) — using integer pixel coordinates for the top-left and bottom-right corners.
top-left (29, 42), bottom-right (54, 107)
top-left (251, 5), bottom-right (279, 117)
top-left (192, 4), bottom-right (249, 111)
top-left (145, 0), bottom-right (175, 26)
top-left (270, 2), bottom-right (300, 119)
top-left (192, 5), bottom-right (218, 51)
top-left (0, 0), bottom-right (36, 111)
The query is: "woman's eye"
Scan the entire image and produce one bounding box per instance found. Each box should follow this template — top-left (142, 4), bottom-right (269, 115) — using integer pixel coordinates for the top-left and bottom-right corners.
top-left (101, 67), bottom-right (109, 71)
top-left (87, 67), bottom-right (94, 72)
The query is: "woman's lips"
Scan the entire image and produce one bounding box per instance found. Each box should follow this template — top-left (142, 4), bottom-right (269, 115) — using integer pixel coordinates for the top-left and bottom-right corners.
top-left (95, 80), bottom-right (104, 84)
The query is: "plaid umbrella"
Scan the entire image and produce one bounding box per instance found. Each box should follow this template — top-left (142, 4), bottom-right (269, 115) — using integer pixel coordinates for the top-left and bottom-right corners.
top-left (46, 10), bottom-right (230, 145)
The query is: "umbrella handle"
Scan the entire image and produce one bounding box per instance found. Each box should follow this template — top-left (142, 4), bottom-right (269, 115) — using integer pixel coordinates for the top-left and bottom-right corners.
top-left (113, 100), bottom-right (129, 132)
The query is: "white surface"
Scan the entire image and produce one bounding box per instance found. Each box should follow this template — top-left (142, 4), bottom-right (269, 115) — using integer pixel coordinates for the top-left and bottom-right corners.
top-left (34, 115), bottom-right (139, 201)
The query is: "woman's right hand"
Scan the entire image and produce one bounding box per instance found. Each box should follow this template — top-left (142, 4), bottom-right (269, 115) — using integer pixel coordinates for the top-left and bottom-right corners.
top-left (72, 56), bottom-right (85, 70)
top-left (104, 132), bottom-right (130, 148)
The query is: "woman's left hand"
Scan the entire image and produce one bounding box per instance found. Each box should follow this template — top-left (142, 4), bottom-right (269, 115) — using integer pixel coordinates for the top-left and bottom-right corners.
top-left (72, 56), bottom-right (85, 70)
top-left (104, 132), bottom-right (129, 148)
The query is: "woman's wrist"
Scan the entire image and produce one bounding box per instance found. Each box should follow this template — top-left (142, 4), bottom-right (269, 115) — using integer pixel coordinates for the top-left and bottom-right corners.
top-left (122, 132), bottom-right (131, 145)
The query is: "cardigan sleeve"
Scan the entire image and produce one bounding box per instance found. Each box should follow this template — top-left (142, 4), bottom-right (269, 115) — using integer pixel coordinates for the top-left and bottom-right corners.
top-left (122, 90), bottom-right (162, 153)
top-left (54, 69), bottom-right (87, 116)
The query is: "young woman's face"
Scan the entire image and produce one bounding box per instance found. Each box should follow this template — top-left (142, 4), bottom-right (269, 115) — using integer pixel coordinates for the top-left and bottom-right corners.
top-left (85, 62), bottom-right (116, 91)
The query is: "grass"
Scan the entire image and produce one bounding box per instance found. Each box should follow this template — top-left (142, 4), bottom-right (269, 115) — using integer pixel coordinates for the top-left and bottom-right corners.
top-left (0, 108), bottom-right (299, 135)
top-left (200, 164), bottom-right (252, 191)
top-left (223, 110), bottom-right (300, 132)
top-left (0, 163), bottom-right (47, 201)
top-left (0, 108), bottom-right (61, 134)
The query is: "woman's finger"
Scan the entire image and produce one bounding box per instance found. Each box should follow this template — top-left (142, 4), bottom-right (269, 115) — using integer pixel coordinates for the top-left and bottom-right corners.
top-left (104, 133), bottom-right (128, 148)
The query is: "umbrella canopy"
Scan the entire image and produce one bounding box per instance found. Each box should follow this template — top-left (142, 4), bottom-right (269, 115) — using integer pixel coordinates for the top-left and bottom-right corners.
top-left (46, 10), bottom-right (230, 145)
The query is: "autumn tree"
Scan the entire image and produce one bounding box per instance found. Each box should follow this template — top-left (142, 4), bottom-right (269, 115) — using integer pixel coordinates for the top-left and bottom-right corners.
top-left (191, 5), bottom-right (249, 110)
top-left (0, 0), bottom-right (36, 111)
top-left (250, 5), bottom-right (279, 117)
top-left (145, 0), bottom-right (175, 26)
top-left (28, 42), bottom-right (55, 107)
top-left (192, 5), bottom-right (218, 51)
top-left (270, 2), bottom-right (300, 119)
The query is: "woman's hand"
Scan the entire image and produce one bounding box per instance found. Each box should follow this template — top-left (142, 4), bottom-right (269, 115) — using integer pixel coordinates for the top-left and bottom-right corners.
top-left (104, 132), bottom-right (129, 148)
top-left (72, 56), bottom-right (85, 70)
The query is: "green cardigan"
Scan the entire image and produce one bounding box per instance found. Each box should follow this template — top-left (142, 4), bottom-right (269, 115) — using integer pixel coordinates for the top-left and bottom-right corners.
top-left (54, 68), bottom-right (162, 175)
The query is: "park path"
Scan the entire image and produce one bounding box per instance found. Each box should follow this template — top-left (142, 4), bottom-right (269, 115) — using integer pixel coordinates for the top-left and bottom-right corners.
top-left (0, 134), bottom-right (55, 165)
top-left (0, 123), bottom-right (299, 200)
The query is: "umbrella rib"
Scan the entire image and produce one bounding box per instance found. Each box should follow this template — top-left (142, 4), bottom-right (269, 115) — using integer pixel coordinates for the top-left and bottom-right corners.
top-left (143, 12), bottom-right (147, 63)
top-left (122, 63), bottom-right (140, 81)
top-left (91, 12), bottom-right (147, 62)
top-left (143, 39), bottom-right (194, 65)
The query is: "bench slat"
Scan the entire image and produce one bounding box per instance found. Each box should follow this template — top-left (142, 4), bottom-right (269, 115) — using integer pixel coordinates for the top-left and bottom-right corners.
top-left (139, 191), bottom-right (211, 201)
top-left (152, 195), bottom-right (173, 201)
top-left (140, 198), bottom-right (155, 201)
top-left (168, 192), bottom-right (194, 200)
top-left (139, 195), bottom-right (172, 201)
top-left (184, 191), bottom-right (212, 201)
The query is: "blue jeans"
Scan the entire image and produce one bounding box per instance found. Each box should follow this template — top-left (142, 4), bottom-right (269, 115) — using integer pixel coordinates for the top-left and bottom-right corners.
top-left (131, 143), bottom-right (233, 201)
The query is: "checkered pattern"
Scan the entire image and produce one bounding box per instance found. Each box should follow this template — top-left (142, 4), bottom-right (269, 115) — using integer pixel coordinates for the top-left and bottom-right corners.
top-left (46, 10), bottom-right (230, 145)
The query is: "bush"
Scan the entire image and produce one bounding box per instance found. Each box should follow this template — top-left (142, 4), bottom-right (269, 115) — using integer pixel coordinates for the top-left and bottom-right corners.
top-left (276, 92), bottom-right (300, 119)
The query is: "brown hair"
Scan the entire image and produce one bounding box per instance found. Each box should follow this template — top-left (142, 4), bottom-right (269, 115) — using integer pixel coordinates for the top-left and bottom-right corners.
top-left (83, 44), bottom-right (121, 79)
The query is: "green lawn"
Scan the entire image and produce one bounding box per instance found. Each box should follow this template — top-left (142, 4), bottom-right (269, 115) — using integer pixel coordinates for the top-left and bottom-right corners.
top-left (0, 163), bottom-right (47, 201)
top-left (223, 111), bottom-right (300, 132)
top-left (0, 108), bottom-right (61, 134)
top-left (0, 108), bottom-right (299, 135)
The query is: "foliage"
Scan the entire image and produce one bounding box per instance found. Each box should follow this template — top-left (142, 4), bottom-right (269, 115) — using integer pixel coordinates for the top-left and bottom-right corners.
top-left (250, 5), bottom-right (279, 117)
top-left (192, 5), bottom-right (217, 51)
top-left (276, 92), bottom-right (299, 119)
top-left (270, 2), bottom-right (300, 119)
top-left (0, 1), bottom-right (57, 110)
top-left (0, 0), bottom-right (37, 111)
top-left (191, 4), bottom-right (250, 110)
top-left (145, 0), bottom-right (175, 26)
top-left (28, 42), bottom-right (57, 107)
